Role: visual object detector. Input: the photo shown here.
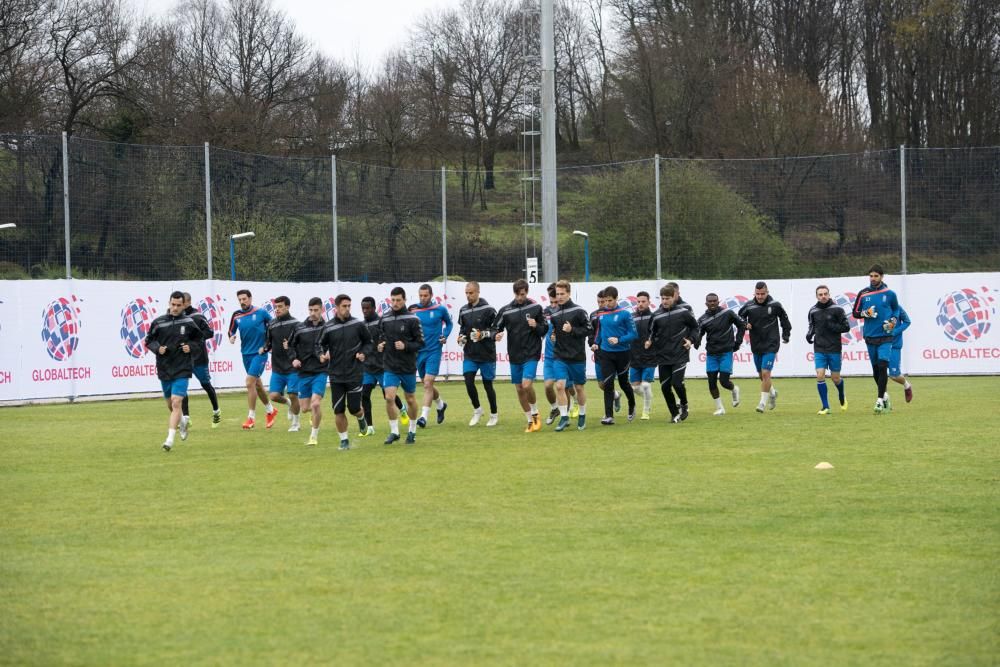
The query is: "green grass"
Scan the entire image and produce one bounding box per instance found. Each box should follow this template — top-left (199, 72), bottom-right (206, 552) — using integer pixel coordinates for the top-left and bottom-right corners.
top-left (2, 377), bottom-right (998, 665)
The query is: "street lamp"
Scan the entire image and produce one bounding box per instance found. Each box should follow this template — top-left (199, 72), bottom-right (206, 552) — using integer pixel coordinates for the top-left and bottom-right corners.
top-left (0, 223), bottom-right (16, 230)
top-left (572, 230), bottom-right (589, 283)
top-left (230, 231), bottom-right (256, 281)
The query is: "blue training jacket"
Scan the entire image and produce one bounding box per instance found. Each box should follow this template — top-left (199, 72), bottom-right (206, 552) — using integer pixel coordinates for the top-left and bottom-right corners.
top-left (852, 283), bottom-right (900, 344)
top-left (892, 306), bottom-right (911, 350)
top-left (228, 306), bottom-right (272, 356)
top-left (596, 307), bottom-right (638, 352)
top-left (409, 303), bottom-right (453, 354)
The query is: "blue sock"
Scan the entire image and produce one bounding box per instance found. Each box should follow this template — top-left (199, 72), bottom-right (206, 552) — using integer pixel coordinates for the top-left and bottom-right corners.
top-left (817, 381), bottom-right (829, 409)
top-left (835, 379), bottom-right (845, 404)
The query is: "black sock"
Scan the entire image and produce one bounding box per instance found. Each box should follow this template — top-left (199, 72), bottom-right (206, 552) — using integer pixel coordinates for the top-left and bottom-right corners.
top-left (464, 372), bottom-right (480, 409)
top-left (707, 371), bottom-right (720, 398)
top-left (362, 384), bottom-right (374, 426)
top-left (201, 382), bottom-right (219, 411)
top-left (181, 396), bottom-right (189, 417)
top-left (483, 380), bottom-right (498, 413)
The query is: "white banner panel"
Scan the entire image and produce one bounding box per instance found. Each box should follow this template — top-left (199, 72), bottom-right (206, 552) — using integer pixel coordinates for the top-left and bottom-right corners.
top-left (1, 273), bottom-right (997, 401)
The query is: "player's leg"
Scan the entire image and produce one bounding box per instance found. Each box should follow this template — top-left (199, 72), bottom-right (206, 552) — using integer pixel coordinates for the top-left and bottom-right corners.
top-left (657, 364), bottom-right (678, 419)
top-left (672, 364), bottom-right (689, 422)
top-left (331, 383), bottom-right (350, 448)
top-left (402, 374), bottom-right (419, 443)
top-left (570, 363), bottom-right (587, 429)
top-left (481, 362), bottom-right (498, 425)
top-left (889, 347), bottom-right (912, 402)
top-left (718, 352), bottom-right (738, 407)
top-left (600, 353), bottom-right (616, 422)
top-left (521, 370), bottom-right (541, 431)
top-left (706, 354), bottom-right (723, 415)
top-left (347, 384), bottom-right (367, 446)
top-left (382, 372), bottom-right (403, 444)
top-left (464, 360), bottom-right (482, 425)
top-left (830, 353), bottom-right (846, 410)
top-left (815, 355), bottom-right (830, 413)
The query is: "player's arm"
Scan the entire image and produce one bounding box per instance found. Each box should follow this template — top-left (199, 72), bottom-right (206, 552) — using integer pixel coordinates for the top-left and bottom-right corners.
top-left (531, 306), bottom-right (548, 338)
top-left (358, 320), bottom-right (374, 358)
top-left (404, 318), bottom-right (425, 352)
top-left (144, 319), bottom-right (160, 352)
top-left (587, 314), bottom-right (599, 348)
top-left (492, 306), bottom-right (507, 335)
top-left (683, 312), bottom-right (699, 348)
top-left (441, 306), bottom-right (454, 341)
top-left (618, 313), bottom-right (638, 345)
top-left (895, 306), bottom-right (911, 335)
top-left (805, 310), bottom-right (816, 344)
top-left (729, 311), bottom-right (747, 348)
top-left (287, 327), bottom-right (301, 362)
top-left (227, 312), bottom-right (239, 341)
top-left (572, 311), bottom-right (591, 338)
top-left (833, 307), bottom-right (851, 334)
top-left (777, 304), bottom-right (792, 343)
top-left (852, 290), bottom-right (872, 319)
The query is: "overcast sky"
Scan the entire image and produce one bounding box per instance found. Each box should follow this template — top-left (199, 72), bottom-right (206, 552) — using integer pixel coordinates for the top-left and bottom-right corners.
top-left (130, 0), bottom-right (462, 68)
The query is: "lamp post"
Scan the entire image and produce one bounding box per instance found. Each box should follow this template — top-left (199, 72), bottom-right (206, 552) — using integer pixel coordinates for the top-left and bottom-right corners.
top-left (230, 231), bottom-right (255, 281)
top-left (572, 230), bottom-right (589, 283)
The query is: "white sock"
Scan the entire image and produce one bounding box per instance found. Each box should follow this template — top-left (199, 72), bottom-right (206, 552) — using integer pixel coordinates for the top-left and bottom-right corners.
top-left (421, 406), bottom-right (430, 419)
top-left (390, 419), bottom-right (399, 435)
top-left (437, 398), bottom-right (446, 409)
top-left (524, 411), bottom-right (533, 422)
top-left (213, 409), bottom-right (221, 415)
top-left (248, 410), bottom-right (256, 419)
top-left (559, 404), bottom-right (568, 417)
top-left (311, 427), bottom-right (319, 439)
top-left (266, 403), bottom-right (276, 414)
top-left (408, 421), bottom-right (417, 434)
top-left (769, 387), bottom-right (776, 397)
top-left (578, 404), bottom-right (586, 416)
top-left (338, 431), bottom-right (349, 441)
top-left (549, 402), bottom-right (558, 411)
top-left (529, 403), bottom-right (538, 415)
top-left (760, 392), bottom-right (769, 405)
top-left (614, 390), bottom-right (620, 400)
top-left (904, 381), bottom-right (911, 389)
top-left (714, 397), bottom-right (723, 409)
top-left (473, 407), bottom-right (483, 415)
top-left (166, 428), bottom-right (176, 444)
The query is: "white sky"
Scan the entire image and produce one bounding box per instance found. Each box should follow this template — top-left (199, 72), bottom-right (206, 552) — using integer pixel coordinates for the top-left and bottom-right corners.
top-left (130, 0), bottom-right (462, 68)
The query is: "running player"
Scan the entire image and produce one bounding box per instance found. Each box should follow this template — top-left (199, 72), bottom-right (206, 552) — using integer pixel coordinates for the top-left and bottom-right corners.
top-left (319, 294), bottom-right (371, 451)
top-left (145, 291), bottom-right (203, 451)
top-left (263, 295), bottom-right (301, 431)
top-left (696, 292), bottom-right (745, 416)
top-left (852, 265), bottom-right (902, 414)
top-left (738, 282), bottom-right (792, 413)
top-left (550, 280), bottom-right (591, 431)
top-left (541, 282), bottom-right (576, 424)
top-left (889, 305), bottom-right (914, 402)
top-left (180, 292), bottom-right (221, 428)
top-left (457, 281), bottom-right (499, 426)
top-left (646, 284), bottom-right (699, 423)
top-left (629, 291), bottom-right (657, 420)
top-left (359, 296), bottom-right (405, 437)
top-left (666, 281), bottom-right (695, 314)
top-left (806, 285), bottom-right (850, 414)
top-left (589, 290), bottom-right (621, 414)
top-left (493, 278), bottom-right (548, 432)
top-left (228, 289), bottom-right (277, 429)
top-left (410, 283), bottom-right (452, 428)
top-left (288, 297), bottom-right (327, 446)
top-left (377, 287), bottom-right (424, 445)
top-left (595, 285), bottom-right (637, 424)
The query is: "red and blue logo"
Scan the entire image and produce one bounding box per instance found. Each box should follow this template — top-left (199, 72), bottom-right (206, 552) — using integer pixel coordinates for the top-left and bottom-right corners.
top-left (196, 295), bottom-right (226, 352)
top-left (720, 295), bottom-right (750, 343)
top-left (41, 295), bottom-right (82, 361)
top-left (832, 291), bottom-right (865, 345)
top-left (120, 297), bottom-right (157, 358)
top-left (936, 286), bottom-right (996, 343)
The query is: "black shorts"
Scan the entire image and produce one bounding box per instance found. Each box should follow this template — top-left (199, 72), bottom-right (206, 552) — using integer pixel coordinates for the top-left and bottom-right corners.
top-left (329, 380), bottom-right (363, 415)
top-left (597, 349), bottom-right (631, 384)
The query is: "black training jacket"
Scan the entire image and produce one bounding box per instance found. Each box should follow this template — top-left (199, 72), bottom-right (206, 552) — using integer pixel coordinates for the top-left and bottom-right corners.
top-left (183, 305), bottom-right (214, 367)
top-left (362, 313), bottom-right (385, 375)
top-left (493, 298), bottom-right (547, 364)
top-left (806, 301), bottom-right (850, 354)
top-left (738, 296), bottom-right (792, 355)
top-left (550, 299), bottom-right (591, 363)
top-left (630, 308), bottom-right (657, 368)
top-left (378, 307), bottom-right (424, 374)
top-left (648, 304), bottom-right (699, 366)
top-left (320, 315), bottom-right (372, 385)
top-left (697, 307), bottom-right (747, 355)
top-left (458, 299), bottom-right (498, 363)
top-left (144, 312), bottom-right (203, 381)
top-left (264, 313), bottom-right (300, 375)
top-left (287, 318), bottom-right (327, 376)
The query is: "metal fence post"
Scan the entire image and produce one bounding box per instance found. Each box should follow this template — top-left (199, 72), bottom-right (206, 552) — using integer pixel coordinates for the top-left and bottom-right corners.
top-left (204, 142), bottom-right (213, 280)
top-left (899, 144), bottom-right (907, 275)
top-left (655, 154), bottom-right (662, 280)
top-left (441, 166), bottom-right (448, 284)
top-left (62, 132), bottom-right (71, 279)
top-left (332, 154), bottom-right (338, 281)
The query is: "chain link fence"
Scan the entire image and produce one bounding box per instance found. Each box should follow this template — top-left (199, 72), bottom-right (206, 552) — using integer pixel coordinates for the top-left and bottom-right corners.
top-left (1, 134), bottom-right (997, 282)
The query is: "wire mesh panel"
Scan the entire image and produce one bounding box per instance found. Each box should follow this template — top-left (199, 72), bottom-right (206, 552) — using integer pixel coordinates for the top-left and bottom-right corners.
top-left (68, 138), bottom-right (205, 280)
top-left (209, 148), bottom-right (333, 282)
top-left (0, 135), bottom-right (66, 278)
top-left (337, 161), bottom-right (442, 283)
top-left (905, 147), bottom-right (1000, 273)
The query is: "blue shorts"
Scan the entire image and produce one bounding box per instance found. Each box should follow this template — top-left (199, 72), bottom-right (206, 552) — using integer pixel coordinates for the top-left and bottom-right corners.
top-left (867, 342), bottom-right (894, 367)
top-left (362, 371), bottom-right (383, 386)
top-left (242, 352), bottom-right (268, 377)
top-left (543, 357), bottom-right (557, 382)
top-left (814, 352), bottom-right (842, 373)
top-left (416, 350), bottom-right (442, 379)
top-left (510, 360), bottom-right (539, 384)
top-left (753, 353), bottom-right (776, 373)
top-left (889, 347), bottom-right (903, 377)
top-left (705, 353), bottom-right (734, 375)
top-left (161, 377), bottom-right (189, 399)
top-left (553, 359), bottom-right (587, 386)
top-left (383, 370), bottom-right (417, 394)
top-left (192, 364), bottom-right (212, 385)
top-left (269, 372), bottom-right (299, 395)
top-left (296, 374), bottom-right (327, 400)
top-left (463, 359), bottom-right (497, 381)
top-left (629, 366), bottom-right (655, 383)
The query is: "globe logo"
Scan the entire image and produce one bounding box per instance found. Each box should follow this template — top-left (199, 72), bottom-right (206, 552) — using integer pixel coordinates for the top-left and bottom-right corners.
top-left (616, 296), bottom-right (639, 313)
top-left (832, 292), bottom-right (865, 345)
top-left (936, 287), bottom-right (996, 343)
top-left (41, 295), bottom-right (82, 362)
top-left (196, 295), bottom-right (226, 353)
top-left (377, 297), bottom-right (393, 315)
top-left (323, 297), bottom-right (338, 320)
top-left (120, 297), bottom-right (157, 358)
top-left (262, 299), bottom-right (277, 319)
top-left (720, 295), bottom-right (750, 343)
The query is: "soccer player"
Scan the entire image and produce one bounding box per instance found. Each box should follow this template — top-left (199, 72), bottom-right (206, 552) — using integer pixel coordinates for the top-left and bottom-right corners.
top-left (288, 297), bottom-right (327, 446)
top-left (696, 292), bottom-right (746, 416)
top-left (360, 296), bottom-right (405, 436)
top-left (319, 294), bottom-right (372, 451)
top-left (180, 292), bottom-right (221, 428)
top-left (457, 281), bottom-right (499, 426)
top-left (145, 291), bottom-right (203, 451)
top-left (666, 281), bottom-right (695, 314)
top-left (263, 295), bottom-right (301, 432)
top-left (629, 290), bottom-right (657, 420)
top-left (646, 284), bottom-right (699, 423)
top-left (377, 287), bottom-right (424, 445)
top-left (550, 279), bottom-right (590, 431)
top-left (228, 289), bottom-right (277, 429)
top-left (806, 285), bottom-right (850, 414)
top-left (589, 290), bottom-right (621, 414)
top-left (738, 281), bottom-right (792, 413)
top-left (889, 306), bottom-right (914, 402)
top-left (493, 278), bottom-right (548, 432)
top-left (595, 285), bottom-right (637, 424)
top-left (541, 282), bottom-right (576, 424)
top-left (410, 283), bottom-right (453, 428)
top-left (852, 265), bottom-right (902, 414)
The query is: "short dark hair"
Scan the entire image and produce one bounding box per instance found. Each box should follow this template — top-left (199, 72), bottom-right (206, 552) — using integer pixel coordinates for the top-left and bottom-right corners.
top-left (169, 290), bottom-right (184, 301)
top-left (604, 286), bottom-right (618, 299)
top-left (513, 279), bottom-right (529, 293)
top-left (868, 264), bottom-right (884, 276)
top-left (546, 282), bottom-right (557, 298)
top-left (815, 285), bottom-right (829, 295)
top-left (706, 292), bottom-right (718, 300)
top-left (182, 292), bottom-right (192, 302)
top-left (308, 297), bottom-right (322, 308)
top-left (274, 295), bottom-right (290, 306)
top-left (419, 283), bottom-right (433, 295)
top-left (390, 286), bottom-right (406, 298)
top-left (335, 294), bottom-right (351, 305)
top-left (660, 285), bottom-right (676, 297)
top-left (361, 296), bottom-right (376, 307)
top-left (755, 281), bottom-right (768, 290)
top-left (666, 281), bottom-right (679, 291)
top-left (237, 289), bottom-right (251, 298)
top-left (637, 290), bottom-right (650, 299)
top-left (596, 289), bottom-right (605, 299)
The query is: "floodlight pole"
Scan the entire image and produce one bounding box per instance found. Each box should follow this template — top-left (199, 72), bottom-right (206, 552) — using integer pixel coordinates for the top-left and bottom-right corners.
top-left (230, 232), bottom-right (255, 281)
top-left (573, 230), bottom-right (589, 282)
top-left (540, 0), bottom-right (558, 282)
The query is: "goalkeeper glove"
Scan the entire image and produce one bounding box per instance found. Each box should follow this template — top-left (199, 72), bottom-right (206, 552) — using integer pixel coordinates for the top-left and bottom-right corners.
top-left (882, 317), bottom-right (897, 333)
top-left (861, 305), bottom-right (877, 319)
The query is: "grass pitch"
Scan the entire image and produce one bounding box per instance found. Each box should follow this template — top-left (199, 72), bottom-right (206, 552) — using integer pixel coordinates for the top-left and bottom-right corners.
top-left (2, 376), bottom-right (998, 665)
